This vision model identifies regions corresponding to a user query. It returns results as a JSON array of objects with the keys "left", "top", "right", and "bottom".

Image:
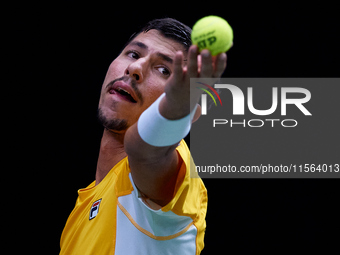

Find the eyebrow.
[
  {"left": 156, "top": 52, "right": 173, "bottom": 64},
  {"left": 128, "top": 40, "right": 174, "bottom": 64},
  {"left": 129, "top": 41, "right": 148, "bottom": 50}
]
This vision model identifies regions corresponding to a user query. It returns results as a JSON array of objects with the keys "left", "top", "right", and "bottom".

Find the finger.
[
  {"left": 187, "top": 45, "right": 198, "bottom": 77},
  {"left": 172, "top": 51, "right": 184, "bottom": 83},
  {"left": 200, "top": 49, "right": 213, "bottom": 77},
  {"left": 197, "top": 54, "right": 202, "bottom": 74},
  {"left": 213, "top": 53, "right": 227, "bottom": 78}
]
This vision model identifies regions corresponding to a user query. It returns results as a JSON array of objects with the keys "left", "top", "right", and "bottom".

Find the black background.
[{"left": 13, "top": 2, "right": 339, "bottom": 254}]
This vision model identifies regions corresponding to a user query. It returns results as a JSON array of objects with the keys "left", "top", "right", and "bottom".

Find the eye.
[
  {"left": 126, "top": 50, "right": 140, "bottom": 59},
  {"left": 157, "top": 66, "right": 171, "bottom": 77}
]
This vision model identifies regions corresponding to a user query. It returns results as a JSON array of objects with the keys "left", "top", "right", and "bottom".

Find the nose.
[{"left": 125, "top": 58, "right": 145, "bottom": 83}]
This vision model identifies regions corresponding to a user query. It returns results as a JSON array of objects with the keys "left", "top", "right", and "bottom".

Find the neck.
[{"left": 95, "top": 129, "right": 127, "bottom": 185}]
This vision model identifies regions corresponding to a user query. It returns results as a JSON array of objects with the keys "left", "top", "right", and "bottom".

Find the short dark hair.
[{"left": 125, "top": 18, "right": 192, "bottom": 52}]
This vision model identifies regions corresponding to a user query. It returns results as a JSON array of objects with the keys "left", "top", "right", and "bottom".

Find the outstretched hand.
[{"left": 159, "top": 45, "right": 227, "bottom": 120}]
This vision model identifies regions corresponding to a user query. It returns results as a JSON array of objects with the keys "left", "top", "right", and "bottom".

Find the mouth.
[{"left": 108, "top": 81, "right": 137, "bottom": 103}]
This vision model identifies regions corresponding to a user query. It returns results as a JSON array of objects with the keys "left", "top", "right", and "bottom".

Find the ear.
[{"left": 191, "top": 104, "right": 201, "bottom": 124}]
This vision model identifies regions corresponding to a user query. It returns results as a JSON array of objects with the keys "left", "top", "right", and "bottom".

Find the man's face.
[{"left": 98, "top": 29, "right": 186, "bottom": 132}]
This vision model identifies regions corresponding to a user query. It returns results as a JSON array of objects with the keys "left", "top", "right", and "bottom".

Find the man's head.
[
  {"left": 97, "top": 18, "right": 192, "bottom": 132},
  {"left": 125, "top": 18, "right": 192, "bottom": 53}
]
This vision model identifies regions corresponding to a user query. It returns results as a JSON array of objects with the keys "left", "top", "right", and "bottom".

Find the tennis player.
[{"left": 60, "top": 18, "right": 227, "bottom": 254}]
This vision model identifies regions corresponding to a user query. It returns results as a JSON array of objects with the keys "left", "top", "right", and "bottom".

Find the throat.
[{"left": 95, "top": 129, "right": 127, "bottom": 185}]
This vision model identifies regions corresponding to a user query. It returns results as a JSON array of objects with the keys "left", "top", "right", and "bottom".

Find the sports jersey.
[{"left": 60, "top": 140, "right": 207, "bottom": 254}]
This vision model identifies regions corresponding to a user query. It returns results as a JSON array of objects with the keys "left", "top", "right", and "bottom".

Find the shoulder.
[
  {"left": 163, "top": 140, "right": 207, "bottom": 219},
  {"left": 114, "top": 140, "right": 207, "bottom": 219}
]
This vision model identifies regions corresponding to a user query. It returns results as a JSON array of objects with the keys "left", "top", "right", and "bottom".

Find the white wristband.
[{"left": 137, "top": 93, "right": 197, "bottom": 147}]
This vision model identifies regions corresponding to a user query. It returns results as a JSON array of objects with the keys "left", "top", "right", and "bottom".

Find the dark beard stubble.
[{"left": 97, "top": 107, "right": 129, "bottom": 131}]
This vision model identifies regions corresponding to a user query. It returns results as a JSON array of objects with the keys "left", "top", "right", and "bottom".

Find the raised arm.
[{"left": 124, "top": 45, "right": 227, "bottom": 206}]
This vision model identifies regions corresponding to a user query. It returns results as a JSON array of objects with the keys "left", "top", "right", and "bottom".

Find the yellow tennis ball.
[{"left": 191, "top": 15, "right": 233, "bottom": 56}]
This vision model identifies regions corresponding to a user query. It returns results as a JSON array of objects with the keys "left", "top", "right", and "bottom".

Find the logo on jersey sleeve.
[{"left": 89, "top": 199, "right": 102, "bottom": 220}]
